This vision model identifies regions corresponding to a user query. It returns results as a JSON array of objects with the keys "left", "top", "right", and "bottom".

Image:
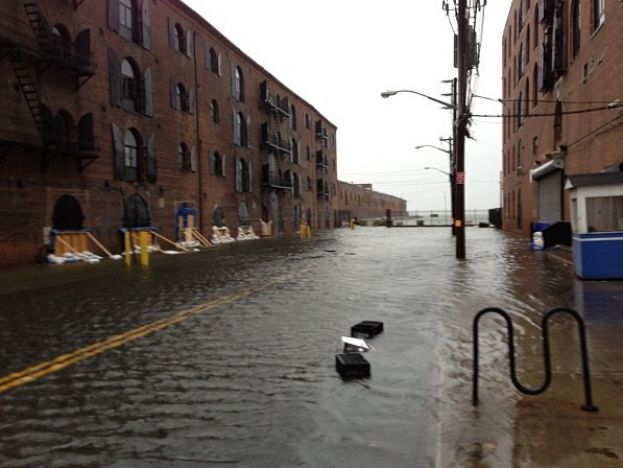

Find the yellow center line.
[{"left": 0, "top": 272, "right": 296, "bottom": 394}]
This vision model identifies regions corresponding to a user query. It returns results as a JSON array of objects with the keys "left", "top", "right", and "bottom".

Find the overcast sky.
[{"left": 182, "top": 0, "right": 512, "bottom": 211}]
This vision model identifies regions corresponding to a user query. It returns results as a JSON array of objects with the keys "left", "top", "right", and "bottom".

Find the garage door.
[{"left": 537, "top": 171, "right": 562, "bottom": 222}]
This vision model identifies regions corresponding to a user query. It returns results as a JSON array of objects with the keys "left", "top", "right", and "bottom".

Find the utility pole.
[
  {"left": 455, "top": 0, "right": 467, "bottom": 259},
  {"left": 441, "top": 78, "right": 457, "bottom": 236}
]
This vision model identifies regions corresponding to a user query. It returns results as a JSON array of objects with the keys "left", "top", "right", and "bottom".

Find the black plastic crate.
[
  {"left": 350, "top": 321, "right": 384, "bottom": 339},
  {"left": 335, "top": 353, "right": 370, "bottom": 378}
]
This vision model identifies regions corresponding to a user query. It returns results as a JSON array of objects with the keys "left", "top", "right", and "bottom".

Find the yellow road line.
[{"left": 0, "top": 272, "right": 295, "bottom": 394}]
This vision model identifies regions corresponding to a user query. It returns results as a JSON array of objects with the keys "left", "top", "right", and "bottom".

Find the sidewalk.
[{"left": 433, "top": 258, "right": 623, "bottom": 466}]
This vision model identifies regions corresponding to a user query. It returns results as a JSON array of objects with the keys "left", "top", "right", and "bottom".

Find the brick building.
[
  {"left": 0, "top": 0, "right": 339, "bottom": 267},
  {"left": 502, "top": 0, "right": 623, "bottom": 236},
  {"left": 336, "top": 182, "right": 407, "bottom": 226}
]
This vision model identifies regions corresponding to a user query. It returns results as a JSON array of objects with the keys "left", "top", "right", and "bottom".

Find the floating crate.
[
  {"left": 351, "top": 321, "right": 384, "bottom": 339},
  {"left": 335, "top": 353, "right": 370, "bottom": 378}
]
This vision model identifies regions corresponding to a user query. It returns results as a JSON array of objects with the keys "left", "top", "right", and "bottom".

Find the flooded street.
[{"left": 1, "top": 228, "right": 622, "bottom": 467}]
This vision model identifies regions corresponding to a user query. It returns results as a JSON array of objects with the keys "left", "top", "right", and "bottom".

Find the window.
[
  {"left": 210, "top": 99, "right": 220, "bottom": 124},
  {"left": 518, "top": 91, "right": 524, "bottom": 126},
  {"left": 586, "top": 196, "right": 623, "bottom": 232},
  {"left": 235, "top": 158, "right": 250, "bottom": 192},
  {"left": 121, "top": 59, "right": 139, "bottom": 112},
  {"left": 178, "top": 143, "right": 189, "bottom": 171},
  {"left": 119, "top": 0, "right": 134, "bottom": 39},
  {"left": 124, "top": 129, "right": 139, "bottom": 181},
  {"left": 289, "top": 105, "right": 296, "bottom": 130},
  {"left": 572, "top": 0, "right": 581, "bottom": 58},
  {"left": 532, "top": 64, "right": 538, "bottom": 107},
  {"left": 553, "top": 100, "right": 563, "bottom": 144},
  {"left": 209, "top": 47, "right": 220, "bottom": 74},
  {"left": 306, "top": 145, "right": 311, "bottom": 161},
  {"left": 593, "top": 0, "right": 605, "bottom": 30},
  {"left": 291, "top": 139, "right": 299, "bottom": 164},
  {"left": 213, "top": 151, "right": 224, "bottom": 176},
  {"left": 304, "top": 114, "right": 310, "bottom": 129},
  {"left": 174, "top": 23, "right": 186, "bottom": 54},
  {"left": 176, "top": 83, "right": 188, "bottom": 112},
  {"left": 293, "top": 173, "right": 300, "bottom": 197},
  {"left": 532, "top": 136, "right": 538, "bottom": 155},
  {"left": 307, "top": 176, "right": 312, "bottom": 191},
  {"left": 233, "top": 66, "right": 245, "bottom": 101},
  {"left": 51, "top": 24, "right": 71, "bottom": 60},
  {"left": 53, "top": 111, "right": 71, "bottom": 148}
]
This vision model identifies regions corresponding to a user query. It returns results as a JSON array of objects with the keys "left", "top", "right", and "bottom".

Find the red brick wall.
[{"left": 336, "top": 181, "right": 407, "bottom": 225}]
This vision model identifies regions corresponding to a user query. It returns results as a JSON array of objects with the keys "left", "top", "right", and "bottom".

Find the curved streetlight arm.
[
  {"left": 425, "top": 166, "right": 452, "bottom": 177},
  {"left": 415, "top": 144, "right": 452, "bottom": 156},
  {"left": 381, "top": 89, "right": 456, "bottom": 109}
]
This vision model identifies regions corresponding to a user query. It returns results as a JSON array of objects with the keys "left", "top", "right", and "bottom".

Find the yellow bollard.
[
  {"left": 139, "top": 231, "right": 150, "bottom": 267},
  {"left": 350, "top": 219, "right": 356, "bottom": 230},
  {"left": 299, "top": 224, "right": 305, "bottom": 240},
  {"left": 124, "top": 231, "right": 132, "bottom": 266},
  {"left": 306, "top": 224, "right": 312, "bottom": 238}
]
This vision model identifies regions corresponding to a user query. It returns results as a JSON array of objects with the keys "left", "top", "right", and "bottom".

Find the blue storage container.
[{"left": 573, "top": 233, "right": 623, "bottom": 280}]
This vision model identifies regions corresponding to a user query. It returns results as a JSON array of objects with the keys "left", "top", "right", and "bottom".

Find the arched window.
[
  {"left": 209, "top": 47, "right": 219, "bottom": 74},
  {"left": 54, "top": 111, "right": 72, "bottom": 148},
  {"left": 51, "top": 24, "right": 71, "bottom": 60},
  {"left": 290, "top": 105, "right": 296, "bottom": 130},
  {"left": 123, "top": 129, "right": 140, "bottom": 182},
  {"left": 533, "top": 8, "right": 539, "bottom": 47},
  {"left": 293, "top": 173, "right": 300, "bottom": 197},
  {"left": 213, "top": 151, "right": 224, "bottom": 176},
  {"left": 236, "top": 158, "right": 250, "bottom": 192},
  {"left": 174, "top": 23, "right": 186, "bottom": 54},
  {"left": 234, "top": 66, "right": 245, "bottom": 101},
  {"left": 240, "top": 112, "right": 248, "bottom": 146},
  {"left": 553, "top": 101, "right": 563, "bottom": 145},
  {"left": 121, "top": 58, "right": 139, "bottom": 112},
  {"left": 291, "top": 138, "right": 299, "bottom": 164},
  {"left": 524, "top": 79, "right": 529, "bottom": 120},
  {"left": 176, "top": 83, "right": 188, "bottom": 112},
  {"left": 210, "top": 99, "right": 220, "bottom": 124},
  {"left": 125, "top": 193, "right": 150, "bottom": 228},
  {"left": 532, "top": 64, "right": 538, "bottom": 107},
  {"left": 178, "top": 143, "right": 189, "bottom": 171},
  {"left": 234, "top": 112, "right": 241, "bottom": 145},
  {"left": 526, "top": 26, "right": 530, "bottom": 63},
  {"left": 572, "top": 0, "right": 581, "bottom": 58}
]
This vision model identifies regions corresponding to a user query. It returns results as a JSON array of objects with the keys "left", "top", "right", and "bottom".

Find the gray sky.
[{"left": 182, "top": 0, "right": 511, "bottom": 211}]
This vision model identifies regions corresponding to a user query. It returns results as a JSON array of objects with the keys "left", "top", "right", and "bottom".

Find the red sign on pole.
[{"left": 456, "top": 171, "right": 465, "bottom": 184}]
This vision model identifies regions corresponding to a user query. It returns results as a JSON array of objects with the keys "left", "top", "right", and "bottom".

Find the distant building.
[
  {"left": 502, "top": 0, "right": 623, "bottom": 236},
  {"left": 0, "top": 0, "right": 339, "bottom": 266},
  {"left": 336, "top": 181, "right": 407, "bottom": 226}
]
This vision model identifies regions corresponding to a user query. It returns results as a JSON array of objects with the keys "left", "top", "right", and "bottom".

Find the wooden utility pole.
[{"left": 455, "top": 0, "right": 467, "bottom": 259}]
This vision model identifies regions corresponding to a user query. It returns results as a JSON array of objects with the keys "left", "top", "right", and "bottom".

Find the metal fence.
[{"left": 393, "top": 210, "right": 491, "bottom": 227}]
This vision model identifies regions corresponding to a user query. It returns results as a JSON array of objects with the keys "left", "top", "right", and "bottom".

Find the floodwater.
[{"left": 0, "top": 227, "right": 620, "bottom": 467}]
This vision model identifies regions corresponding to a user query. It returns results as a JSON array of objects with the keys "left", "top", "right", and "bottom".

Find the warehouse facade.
[
  {"left": 0, "top": 0, "right": 341, "bottom": 266},
  {"left": 502, "top": 0, "right": 623, "bottom": 236}
]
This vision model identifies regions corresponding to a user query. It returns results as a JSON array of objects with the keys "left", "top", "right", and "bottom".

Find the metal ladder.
[
  {"left": 472, "top": 306, "right": 599, "bottom": 412},
  {"left": 8, "top": 51, "right": 44, "bottom": 133}
]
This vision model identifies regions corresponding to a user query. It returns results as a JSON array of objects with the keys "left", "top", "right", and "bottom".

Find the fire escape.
[
  {"left": 259, "top": 80, "right": 293, "bottom": 193},
  {"left": 0, "top": 1, "right": 97, "bottom": 169},
  {"left": 315, "top": 120, "right": 330, "bottom": 201}
]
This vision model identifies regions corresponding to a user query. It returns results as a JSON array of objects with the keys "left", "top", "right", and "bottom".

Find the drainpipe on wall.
[{"left": 192, "top": 28, "right": 204, "bottom": 234}]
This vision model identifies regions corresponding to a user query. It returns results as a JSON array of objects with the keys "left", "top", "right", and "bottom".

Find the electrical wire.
[{"left": 471, "top": 103, "right": 623, "bottom": 118}]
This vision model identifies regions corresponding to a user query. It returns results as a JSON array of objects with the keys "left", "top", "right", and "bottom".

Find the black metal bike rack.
[{"left": 472, "top": 306, "right": 599, "bottom": 412}]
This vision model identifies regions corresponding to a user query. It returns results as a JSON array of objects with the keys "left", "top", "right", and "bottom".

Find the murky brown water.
[{"left": 0, "top": 227, "right": 620, "bottom": 467}]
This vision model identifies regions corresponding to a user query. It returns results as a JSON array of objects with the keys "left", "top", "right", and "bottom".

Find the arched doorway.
[
  {"left": 239, "top": 202, "right": 250, "bottom": 226},
  {"left": 52, "top": 195, "right": 84, "bottom": 230},
  {"left": 124, "top": 194, "right": 150, "bottom": 228},
  {"left": 212, "top": 204, "right": 225, "bottom": 227}
]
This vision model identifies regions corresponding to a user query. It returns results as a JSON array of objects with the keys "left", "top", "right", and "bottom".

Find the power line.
[{"left": 471, "top": 103, "right": 623, "bottom": 118}]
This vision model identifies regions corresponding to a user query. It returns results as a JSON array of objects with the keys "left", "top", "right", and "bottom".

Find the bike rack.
[{"left": 472, "top": 306, "right": 599, "bottom": 412}]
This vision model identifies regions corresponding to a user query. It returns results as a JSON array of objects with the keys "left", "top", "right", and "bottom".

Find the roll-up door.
[{"left": 537, "top": 171, "right": 562, "bottom": 222}]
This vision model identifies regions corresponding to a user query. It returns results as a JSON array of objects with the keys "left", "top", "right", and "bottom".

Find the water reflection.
[{"left": 1, "top": 228, "right": 619, "bottom": 467}]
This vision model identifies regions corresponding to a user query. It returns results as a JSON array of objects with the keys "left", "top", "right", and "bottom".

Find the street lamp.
[
  {"left": 416, "top": 143, "right": 456, "bottom": 235},
  {"left": 424, "top": 166, "right": 451, "bottom": 177},
  {"left": 415, "top": 144, "right": 451, "bottom": 155},
  {"left": 380, "top": 89, "right": 456, "bottom": 110}
]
